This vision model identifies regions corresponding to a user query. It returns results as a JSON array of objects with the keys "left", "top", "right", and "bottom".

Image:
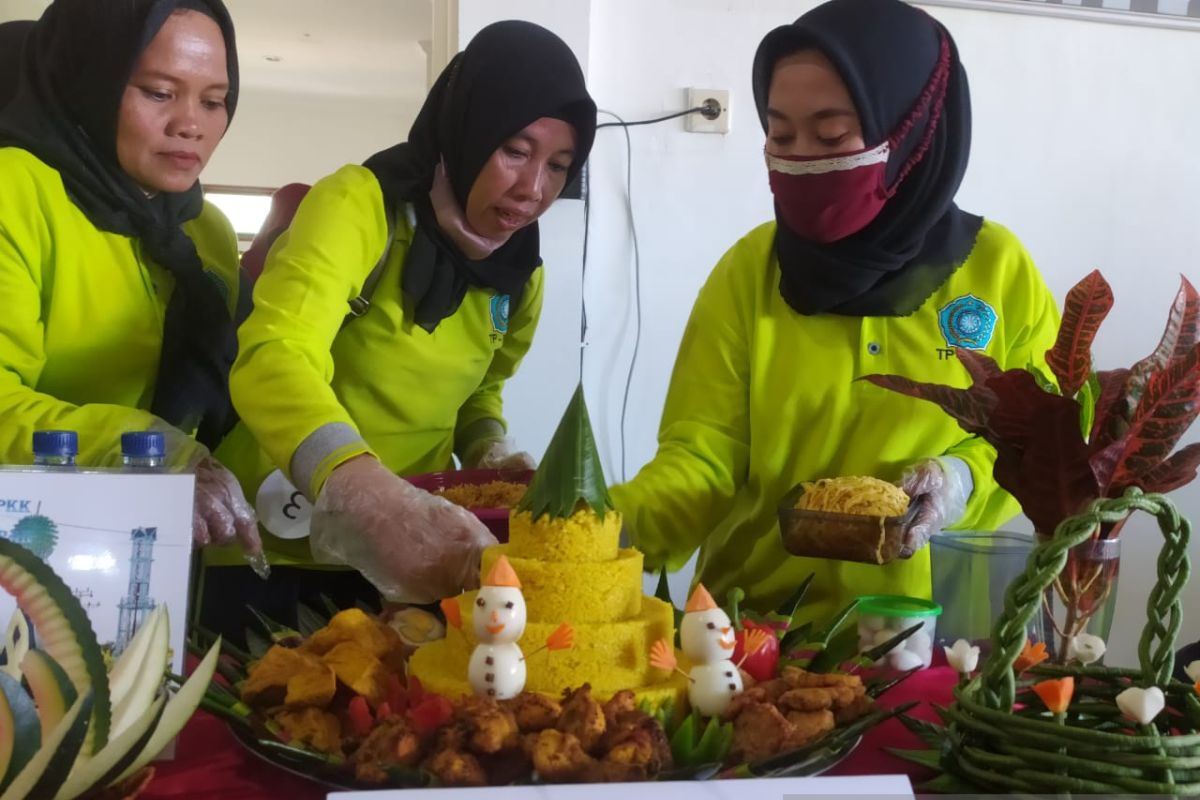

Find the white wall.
[
  {"left": 204, "top": 87, "right": 420, "bottom": 188},
  {"left": 485, "top": 0, "right": 1199, "bottom": 665},
  {"left": 924, "top": 4, "right": 1200, "bottom": 666}
]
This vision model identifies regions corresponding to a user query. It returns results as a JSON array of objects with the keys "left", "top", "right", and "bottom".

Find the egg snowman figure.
[
  {"left": 465, "top": 555, "right": 528, "bottom": 700},
  {"left": 649, "top": 584, "right": 769, "bottom": 717}
]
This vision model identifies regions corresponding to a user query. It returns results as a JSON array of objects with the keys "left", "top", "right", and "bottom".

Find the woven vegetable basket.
[{"left": 894, "top": 488, "right": 1200, "bottom": 796}]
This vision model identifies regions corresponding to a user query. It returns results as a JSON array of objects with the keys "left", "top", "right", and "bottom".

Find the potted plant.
[{"left": 864, "top": 271, "right": 1200, "bottom": 661}]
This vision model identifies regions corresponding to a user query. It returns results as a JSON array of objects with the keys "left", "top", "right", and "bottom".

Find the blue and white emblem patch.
[
  {"left": 938, "top": 294, "right": 996, "bottom": 350},
  {"left": 490, "top": 294, "right": 510, "bottom": 335}
]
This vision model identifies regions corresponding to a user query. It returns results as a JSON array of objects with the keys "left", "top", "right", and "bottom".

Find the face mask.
[
  {"left": 766, "top": 31, "right": 953, "bottom": 244},
  {"left": 766, "top": 142, "right": 890, "bottom": 243}
]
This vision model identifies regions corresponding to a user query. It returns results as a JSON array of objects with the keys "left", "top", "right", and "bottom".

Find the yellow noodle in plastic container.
[
  {"left": 793, "top": 476, "right": 910, "bottom": 516},
  {"left": 779, "top": 476, "right": 918, "bottom": 565}
]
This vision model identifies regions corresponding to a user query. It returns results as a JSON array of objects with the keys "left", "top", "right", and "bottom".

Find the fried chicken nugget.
[
  {"left": 722, "top": 685, "right": 771, "bottom": 721},
  {"left": 781, "top": 666, "right": 863, "bottom": 690},
  {"left": 425, "top": 748, "right": 488, "bottom": 787},
  {"left": 777, "top": 687, "right": 835, "bottom": 712},
  {"left": 532, "top": 729, "right": 597, "bottom": 783},
  {"left": 834, "top": 694, "right": 874, "bottom": 725},
  {"left": 754, "top": 678, "right": 793, "bottom": 704},
  {"left": 502, "top": 692, "right": 562, "bottom": 733},
  {"left": 778, "top": 684, "right": 860, "bottom": 712},
  {"left": 784, "top": 709, "right": 835, "bottom": 748},
  {"left": 730, "top": 702, "right": 794, "bottom": 764},
  {"left": 557, "top": 684, "right": 606, "bottom": 754}
]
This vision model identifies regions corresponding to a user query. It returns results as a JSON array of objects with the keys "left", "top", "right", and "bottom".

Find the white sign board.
[
  {"left": 329, "top": 774, "right": 915, "bottom": 799},
  {"left": 0, "top": 469, "right": 195, "bottom": 687}
]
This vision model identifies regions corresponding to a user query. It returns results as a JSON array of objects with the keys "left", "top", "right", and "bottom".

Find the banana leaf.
[
  {"left": 247, "top": 606, "right": 304, "bottom": 647},
  {"left": 516, "top": 384, "right": 614, "bottom": 520},
  {"left": 670, "top": 709, "right": 734, "bottom": 767},
  {"left": 866, "top": 666, "right": 920, "bottom": 699},
  {"left": 296, "top": 603, "right": 328, "bottom": 638},
  {"left": 244, "top": 626, "right": 271, "bottom": 660}
]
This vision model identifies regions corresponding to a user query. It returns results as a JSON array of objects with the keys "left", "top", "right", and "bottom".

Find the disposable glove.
[
  {"left": 898, "top": 455, "right": 972, "bottom": 558},
  {"left": 310, "top": 455, "right": 498, "bottom": 603},
  {"left": 463, "top": 436, "right": 537, "bottom": 472}
]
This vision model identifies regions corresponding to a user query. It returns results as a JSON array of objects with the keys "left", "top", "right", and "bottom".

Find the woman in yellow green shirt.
[
  {"left": 612, "top": 0, "right": 1060, "bottom": 623},
  {"left": 0, "top": 0, "right": 261, "bottom": 559},
  {"left": 217, "top": 21, "right": 596, "bottom": 613}
]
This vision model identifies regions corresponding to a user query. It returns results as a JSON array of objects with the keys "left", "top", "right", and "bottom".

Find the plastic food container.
[
  {"left": 405, "top": 468, "right": 534, "bottom": 542},
  {"left": 778, "top": 483, "right": 922, "bottom": 565},
  {"left": 930, "top": 530, "right": 1041, "bottom": 652},
  {"left": 856, "top": 594, "right": 943, "bottom": 670}
]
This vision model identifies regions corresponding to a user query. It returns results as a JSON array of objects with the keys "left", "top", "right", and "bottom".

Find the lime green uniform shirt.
[
  {"left": 611, "top": 219, "right": 1059, "bottom": 622},
  {"left": 0, "top": 147, "right": 241, "bottom": 466},
  {"left": 218, "top": 164, "right": 543, "bottom": 565}
]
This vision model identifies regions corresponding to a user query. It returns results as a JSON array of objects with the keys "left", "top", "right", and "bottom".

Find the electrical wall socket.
[{"left": 685, "top": 88, "right": 730, "bottom": 134}]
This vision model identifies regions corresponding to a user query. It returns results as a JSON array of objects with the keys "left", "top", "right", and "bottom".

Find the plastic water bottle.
[
  {"left": 32, "top": 430, "right": 78, "bottom": 468},
  {"left": 121, "top": 431, "right": 166, "bottom": 472}
]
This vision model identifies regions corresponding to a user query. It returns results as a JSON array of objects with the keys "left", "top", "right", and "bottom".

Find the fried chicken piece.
[
  {"left": 502, "top": 692, "right": 562, "bottom": 733},
  {"left": 425, "top": 748, "right": 488, "bottom": 787},
  {"left": 435, "top": 721, "right": 469, "bottom": 752},
  {"left": 730, "top": 702, "right": 795, "bottom": 764},
  {"left": 583, "top": 759, "right": 650, "bottom": 783},
  {"left": 458, "top": 697, "right": 521, "bottom": 754},
  {"left": 352, "top": 717, "right": 421, "bottom": 784},
  {"left": 784, "top": 709, "right": 835, "bottom": 748},
  {"left": 603, "top": 725, "right": 660, "bottom": 780},
  {"left": 602, "top": 690, "right": 637, "bottom": 729},
  {"left": 531, "top": 728, "right": 598, "bottom": 783},
  {"left": 556, "top": 684, "right": 606, "bottom": 754},
  {"left": 394, "top": 728, "right": 423, "bottom": 766},
  {"left": 520, "top": 731, "right": 542, "bottom": 759},
  {"left": 834, "top": 693, "right": 874, "bottom": 725},
  {"left": 598, "top": 707, "right": 672, "bottom": 773},
  {"left": 478, "top": 748, "right": 534, "bottom": 786},
  {"left": 739, "top": 668, "right": 758, "bottom": 690}
]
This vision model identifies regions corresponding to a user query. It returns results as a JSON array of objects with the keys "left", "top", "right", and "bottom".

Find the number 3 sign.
[{"left": 255, "top": 469, "right": 313, "bottom": 540}]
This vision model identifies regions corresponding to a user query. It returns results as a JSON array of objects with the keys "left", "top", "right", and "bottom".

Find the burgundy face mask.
[
  {"left": 765, "top": 32, "right": 951, "bottom": 244},
  {"left": 766, "top": 142, "right": 890, "bottom": 243}
]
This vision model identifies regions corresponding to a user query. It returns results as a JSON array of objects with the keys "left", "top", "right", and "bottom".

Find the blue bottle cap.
[
  {"left": 32, "top": 430, "right": 78, "bottom": 457},
  {"left": 121, "top": 431, "right": 166, "bottom": 459}
]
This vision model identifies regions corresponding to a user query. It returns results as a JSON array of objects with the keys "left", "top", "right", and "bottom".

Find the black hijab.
[
  {"left": 0, "top": 21, "right": 33, "bottom": 111},
  {"left": 753, "top": 0, "right": 982, "bottom": 317},
  {"left": 364, "top": 20, "right": 596, "bottom": 332},
  {"left": 0, "top": 0, "right": 241, "bottom": 448}
]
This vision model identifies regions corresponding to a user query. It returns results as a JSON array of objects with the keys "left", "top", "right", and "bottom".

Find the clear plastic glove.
[
  {"left": 464, "top": 436, "right": 537, "bottom": 472},
  {"left": 898, "top": 456, "right": 973, "bottom": 558},
  {"left": 309, "top": 455, "right": 498, "bottom": 603},
  {"left": 154, "top": 423, "right": 268, "bottom": 577}
]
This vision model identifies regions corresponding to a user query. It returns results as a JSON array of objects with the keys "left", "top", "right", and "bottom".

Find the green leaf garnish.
[{"left": 516, "top": 384, "right": 614, "bottom": 520}]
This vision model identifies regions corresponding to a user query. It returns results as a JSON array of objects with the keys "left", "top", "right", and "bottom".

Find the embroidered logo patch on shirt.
[
  {"left": 490, "top": 294, "right": 510, "bottom": 335},
  {"left": 938, "top": 294, "right": 996, "bottom": 350}
]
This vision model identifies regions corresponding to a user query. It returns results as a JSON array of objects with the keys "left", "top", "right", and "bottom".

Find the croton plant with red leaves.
[{"left": 863, "top": 271, "right": 1200, "bottom": 537}]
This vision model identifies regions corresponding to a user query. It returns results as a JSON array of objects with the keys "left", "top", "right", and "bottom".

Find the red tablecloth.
[{"left": 143, "top": 665, "right": 958, "bottom": 799}]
